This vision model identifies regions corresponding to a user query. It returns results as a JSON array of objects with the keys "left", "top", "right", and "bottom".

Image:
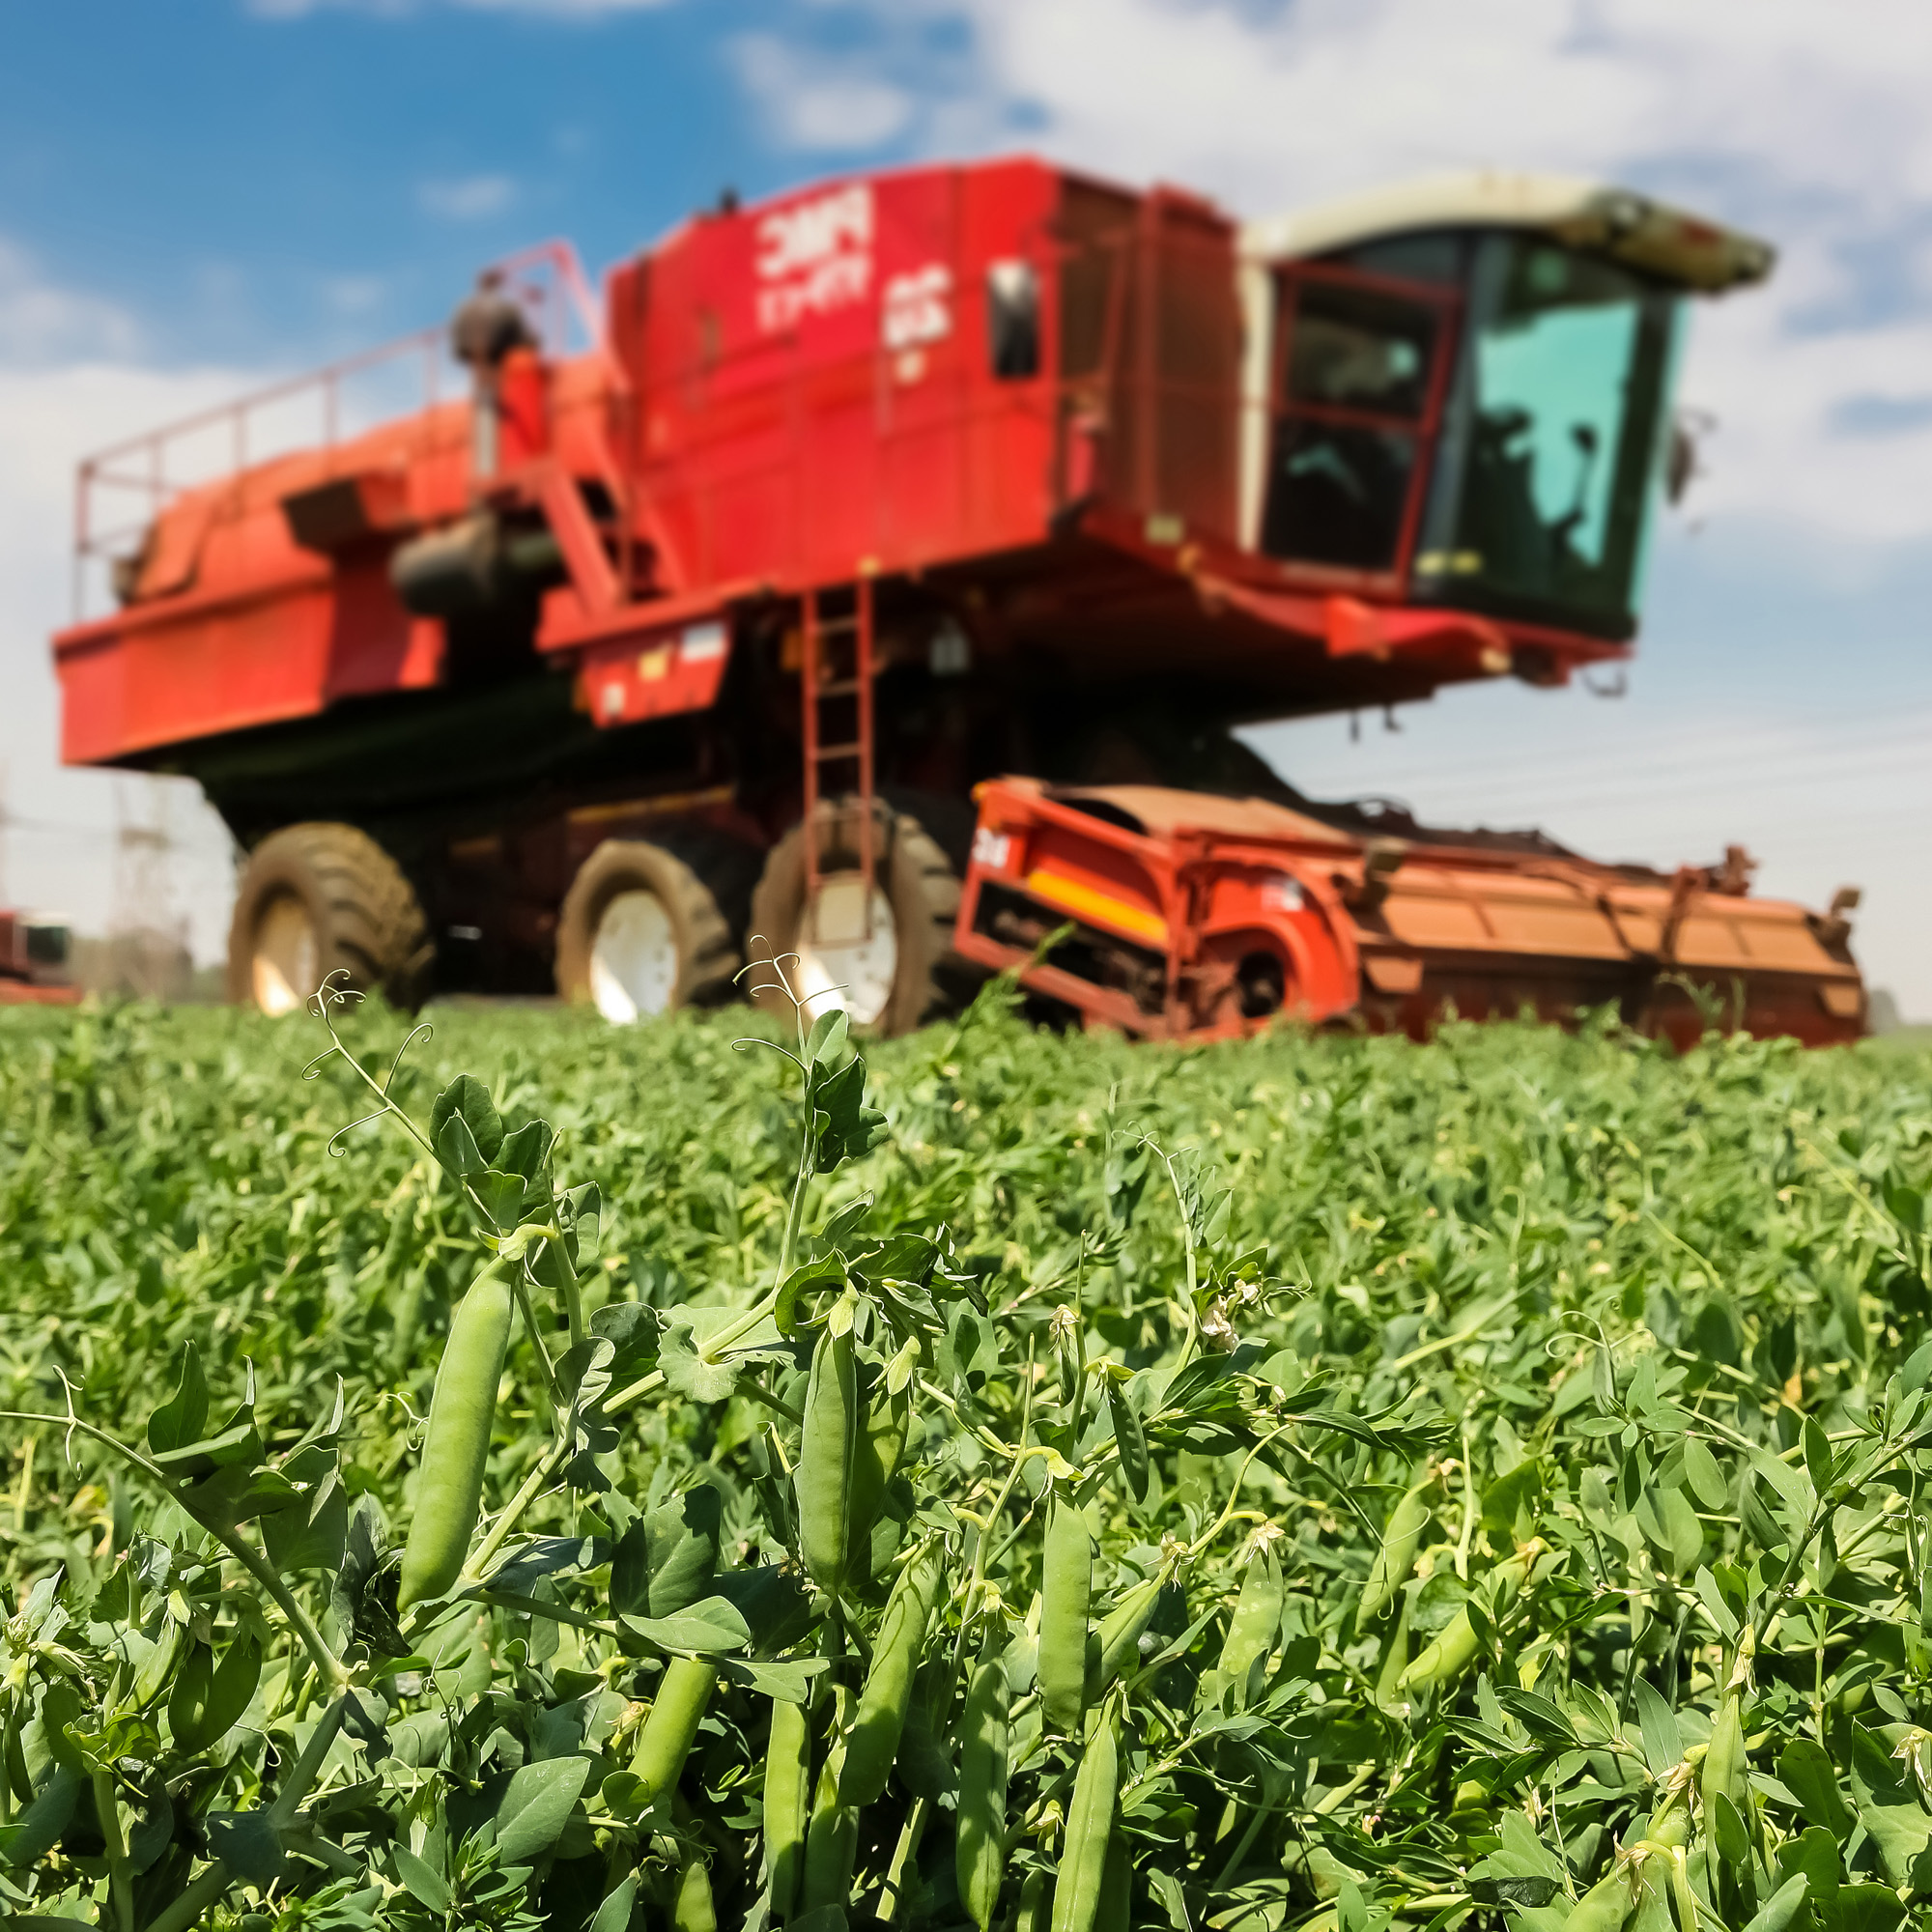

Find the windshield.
[
  {"left": 1417, "top": 236, "right": 1681, "bottom": 638},
  {"left": 1261, "top": 231, "right": 1683, "bottom": 641}
]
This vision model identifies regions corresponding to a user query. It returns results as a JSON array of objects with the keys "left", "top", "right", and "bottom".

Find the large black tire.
[
  {"left": 227, "top": 822, "right": 431, "bottom": 1014},
  {"left": 748, "top": 799, "right": 960, "bottom": 1037},
  {"left": 554, "top": 839, "right": 740, "bottom": 1021}
]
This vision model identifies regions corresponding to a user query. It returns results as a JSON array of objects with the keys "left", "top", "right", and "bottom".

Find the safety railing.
[{"left": 71, "top": 240, "right": 607, "bottom": 623}]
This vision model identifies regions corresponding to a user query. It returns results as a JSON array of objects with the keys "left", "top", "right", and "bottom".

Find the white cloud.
[
  {"left": 417, "top": 172, "right": 518, "bottom": 220},
  {"left": 324, "top": 272, "right": 388, "bottom": 317},
  {"left": 0, "top": 239, "right": 142, "bottom": 366},
  {"left": 729, "top": 33, "right": 916, "bottom": 151}
]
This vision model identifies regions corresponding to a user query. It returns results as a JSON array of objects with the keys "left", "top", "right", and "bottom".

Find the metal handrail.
[{"left": 71, "top": 239, "right": 609, "bottom": 622}]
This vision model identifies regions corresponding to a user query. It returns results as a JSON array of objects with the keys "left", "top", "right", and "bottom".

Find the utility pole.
[{"left": 111, "top": 775, "right": 185, "bottom": 997}]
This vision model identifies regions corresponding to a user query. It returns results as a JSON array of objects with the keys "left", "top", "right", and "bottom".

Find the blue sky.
[{"left": 4, "top": 0, "right": 1932, "bottom": 1010}]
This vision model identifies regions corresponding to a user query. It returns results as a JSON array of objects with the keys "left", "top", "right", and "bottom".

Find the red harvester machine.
[{"left": 52, "top": 158, "right": 1865, "bottom": 1043}]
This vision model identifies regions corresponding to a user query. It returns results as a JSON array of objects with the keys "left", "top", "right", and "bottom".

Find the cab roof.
[{"left": 1240, "top": 169, "right": 1775, "bottom": 294}]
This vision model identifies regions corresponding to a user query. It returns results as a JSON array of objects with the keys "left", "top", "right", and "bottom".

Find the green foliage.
[{"left": 4, "top": 984, "right": 1932, "bottom": 1932}]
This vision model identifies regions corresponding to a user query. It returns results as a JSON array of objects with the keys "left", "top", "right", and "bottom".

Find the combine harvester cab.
[
  {"left": 955, "top": 778, "right": 1865, "bottom": 1047},
  {"left": 47, "top": 158, "right": 1865, "bottom": 1040}
]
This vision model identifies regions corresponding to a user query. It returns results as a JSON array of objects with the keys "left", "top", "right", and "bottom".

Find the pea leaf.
[
  {"left": 1778, "top": 1737, "right": 1853, "bottom": 1839},
  {"left": 207, "top": 1809, "right": 287, "bottom": 1888},
  {"left": 1632, "top": 1679, "right": 1681, "bottom": 1776},
  {"left": 718, "top": 1655, "right": 830, "bottom": 1702},
  {"left": 492, "top": 1755, "right": 591, "bottom": 1863},
  {"left": 393, "top": 1844, "right": 451, "bottom": 1915},
  {"left": 588, "top": 1877, "right": 640, "bottom": 1932},
  {"left": 1848, "top": 1720, "right": 1932, "bottom": 1887},
  {"left": 1683, "top": 1437, "right": 1728, "bottom": 1511},
  {"left": 658, "top": 1318, "right": 741, "bottom": 1404},
  {"left": 474, "top": 1170, "right": 529, "bottom": 1233},
  {"left": 433, "top": 1074, "right": 503, "bottom": 1168},
  {"left": 146, "top": 1343, "right": 209, "bottom": 1456},
  {"left": 619, "top": 1596, "right": 753, "bottom": 1654},
  {"left": 611, "top": 1487, "right": 722, "bottom": 1619},
  {"left": 1739, "top": 1872, "right": 1811, "bottom": 1932}
]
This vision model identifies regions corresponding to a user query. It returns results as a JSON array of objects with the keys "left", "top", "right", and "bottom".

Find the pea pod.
[
  {"left": 1398, "top": 1606, "right": 1481, "bottom": 1696},
  {"left": 1563, "top": 1868, "right": 1634, "bottom": 1932},
  {"left": 1644, "top": 1791, "right": 1690, "bottom": 1851},
  {"left": 673, "top": 1858, "right": 717, "bottom": 1932},
  {"left": 1702, "top": 1689, "right": 1751, "bottom": 1833},
  {"left": 1398, "top": 1543, "right": 1538, "bottom": 1697},
  {"left": 1085, "top": 1570, "right": 1169, "bottom": 1706},
  {"left": 1357, "top": 1469, "right": 1435, "bottom": 1630},
  {"left": 168, "top": 1633, "right": 262, "bottom": 1753},
  {"left": 845, "top": 1375, "right": 912, "bottom": 1582},
  {"left": 1095, "top": 1833, "right": 1130, "bottom": 1932},
  {"left": 1015, "top": 1869, "right": 1051, "bottom": 1932},
  {"left": 1049, "top": 1700, "right": 1119, "bottom": 1932},
  {"left": 802, "top": 1683, "right": 858, "bottom": 1916},
  {"left": 167, "top": 1641, "right": 213, "bottom": 1751},
  {"left": 796, "top": 1314, "right": 859, "bottom": 1597},
  {"left": 2, "top": 1764, "right": 81, "bottom": 1869},
  {"left": 955, "top": 1640, "right": 1012, "bottom": 1932},
  {"left": 764, "top": 1693, "right": 812, "bottom": 1920},
  {"left": 1217, "top": 1545, "right": 1283, "bottom": 1694},
  {"left": 840, "top": 1542, "right": 943, "bottom": 1806},
  {"left": 631, "top": 1656, "right": 719, "bottom": 1804},
  {"left": 895, "top": 1655, "right": 955, "bottom": 1802},
  {"left": 397, "top": 1263, "right": 514, "bottom": 1611},
  {"left": 1039, "top": 1497, "right": 1093, "bottom": 1734}
]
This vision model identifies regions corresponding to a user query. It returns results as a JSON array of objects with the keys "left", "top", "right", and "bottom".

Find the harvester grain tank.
[{"left": 49, "top": 159, "right": 1864, "bottom": 1040}]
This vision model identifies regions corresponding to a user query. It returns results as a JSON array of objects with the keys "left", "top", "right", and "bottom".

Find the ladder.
[{"left": 800, "top": 576, "right": 876, "bottom": 941}]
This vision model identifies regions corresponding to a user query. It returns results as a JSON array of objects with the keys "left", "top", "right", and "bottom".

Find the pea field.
[{"left": 4, "top": 984, "right": 1932, "bottom": 1932}]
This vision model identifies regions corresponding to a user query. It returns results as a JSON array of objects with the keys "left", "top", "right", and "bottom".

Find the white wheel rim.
[
  {"left": 588, "top": 889, "right": 678, "bottom": 1023},
  {"left": 251, "top": 894, "right": 319, "bottom": 1017},
  {"left": 796, "top": 874, "right": 897, "bottom": 1028}
]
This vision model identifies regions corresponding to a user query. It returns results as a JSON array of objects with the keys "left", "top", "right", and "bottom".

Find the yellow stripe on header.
[{"left": 1024, "top": 869, "right": 1169, "bottom": 946}]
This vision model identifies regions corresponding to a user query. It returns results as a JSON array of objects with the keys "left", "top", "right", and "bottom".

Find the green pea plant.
[
  {"left": 7, "top": 980, "right": 1932, "bottom": 1932},
  {"left": 0, "top": 967, "right": 1438, "bottom": 1931}
]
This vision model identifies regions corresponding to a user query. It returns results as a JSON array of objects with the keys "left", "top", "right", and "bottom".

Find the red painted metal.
[{"left": 955, "top": 779, "right": 1867, "bottom": 1049}]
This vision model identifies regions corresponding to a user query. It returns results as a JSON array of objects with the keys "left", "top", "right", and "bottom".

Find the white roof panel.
[{"left": 1240, "top": 170, "right": 1774, "bottom": 294}]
